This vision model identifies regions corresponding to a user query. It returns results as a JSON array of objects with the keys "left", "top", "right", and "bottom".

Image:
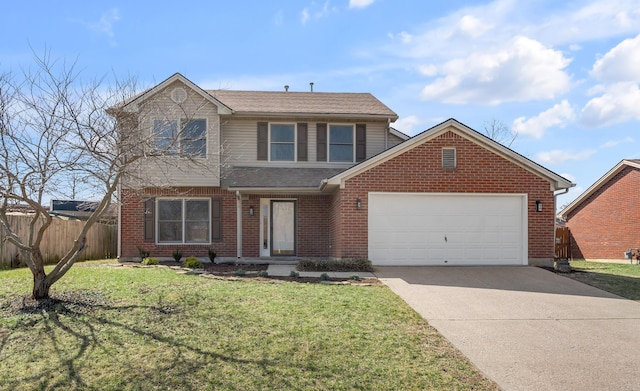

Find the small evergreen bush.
[
  {"left": 142, "top": 257, "right": 159, "bottom": 265},
  {"left": 289, "top": 270, "right": 300, "bottom": 278},
  {"left": 137, "top": 247, "right": 150, "bottom": 261},
  {"left": 257, "top": 270, "right": 269, "bottom": 277},
  {"left": 183, "top": 257, "right": 202, "bottom": 269},
  {"left": 234, "top": 269, "right": 246, "bottom": 277},
  {"left": 319, "top": 273, "right": 330, "bottom": 281}
]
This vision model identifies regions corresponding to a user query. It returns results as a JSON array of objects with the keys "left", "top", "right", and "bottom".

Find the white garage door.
[{"left": 368, "top": 193, "right": 527, "bottom": 266}]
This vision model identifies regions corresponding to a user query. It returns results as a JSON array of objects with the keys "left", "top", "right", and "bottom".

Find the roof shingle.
[{"left": 209, "top": 90, "right": 397, "bottom": 118}]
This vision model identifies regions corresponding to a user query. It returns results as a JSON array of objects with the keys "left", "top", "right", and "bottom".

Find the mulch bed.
[{"left": 116, "top": 261, "right": 380, "bottom": 285}]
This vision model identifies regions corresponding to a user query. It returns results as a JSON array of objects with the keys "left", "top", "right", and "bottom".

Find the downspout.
[
  {"left": 236, "top": 190, "right": 242, "bottom": 259},
  {"left": 117, "top": 182, "right": 122, "bottom": 260},
  {"left": 385, "top": 118, "right": 390, "bottom": 149}
]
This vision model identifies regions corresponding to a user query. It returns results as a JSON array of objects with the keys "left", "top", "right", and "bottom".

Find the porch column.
[{"left": 236, "top": 191, "right": 242, "bottom": 259}]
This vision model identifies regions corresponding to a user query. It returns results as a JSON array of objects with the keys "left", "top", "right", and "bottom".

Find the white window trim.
[
  {"left": 151, "top": 118, "right": 208, "bottom": 158},
  {"left": 328, "top": 123, "right": 355, "bottom": 163},
  {"left": 268, "top": 122, "right": 297, "bottom": 162},
  {"left": 156, "top": 197, "right": 212, "bottom": 245}
]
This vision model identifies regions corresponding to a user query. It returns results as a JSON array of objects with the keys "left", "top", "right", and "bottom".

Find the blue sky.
[{"left": 2, "top": 0, "right": 640, "bottom": 208}]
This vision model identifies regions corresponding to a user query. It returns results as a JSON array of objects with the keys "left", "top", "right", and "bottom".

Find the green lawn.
[
  {"left": 0, "top": 261, "right": 497, "bottom": 390},
  {"left": 567, "top": 260, "right": 640, "bottom": 301}
]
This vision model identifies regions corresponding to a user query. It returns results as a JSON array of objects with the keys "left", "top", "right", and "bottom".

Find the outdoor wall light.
[
  {"left": 249, "top": 206, "right": 254, "bottom": 216},
  {"left": 535, "top": 200, "right": 542, "bottom": 212},
  {"left": 356, "top": 198, "right": 362, "bottom": 210}
]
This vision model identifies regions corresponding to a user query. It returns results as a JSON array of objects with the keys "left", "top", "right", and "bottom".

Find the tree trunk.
[{"left": 32, "top": 267, "right": 51, "bottom": 300}]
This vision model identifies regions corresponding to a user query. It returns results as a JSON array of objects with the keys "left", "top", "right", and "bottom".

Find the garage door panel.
[{"left": 368, "top": 193, "right": 526, "bottom": 266}]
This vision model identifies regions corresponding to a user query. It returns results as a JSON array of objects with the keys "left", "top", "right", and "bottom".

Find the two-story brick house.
[{"left": 116, "top": 73, "right": 573, "bottom": 266}]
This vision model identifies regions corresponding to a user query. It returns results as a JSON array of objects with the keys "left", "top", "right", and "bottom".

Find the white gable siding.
[{"left": 124, "top": 80, "right": 222, "bottom": 188}]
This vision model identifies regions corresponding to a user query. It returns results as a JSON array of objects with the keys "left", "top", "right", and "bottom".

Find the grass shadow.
[{"left": 0, "top": 290, "right": 275, "bottom": 390}]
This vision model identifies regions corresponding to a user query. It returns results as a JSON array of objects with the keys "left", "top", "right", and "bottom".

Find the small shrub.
[
  {"left": 320, "top": 273, "right": 330, "bottom": 281},
  {"left": 142, "top": 257, "right": 159, "bottom": 265},
  {"left": 234, "top": 269, "right": 246, "bottom": 277},
  {"left": 289, "top": 270, "right": 300, "bottom": 278},
  {"left": 297, "top": 258, "right": 373, "bottom": 272},
  {"left": 257, "top": 270, "right": 269, "bottom": 277},
  {"left": 172, "top": 248, "right": 182, "bottom": 262},
  {"left": 137, "top": 247, "right": 150, "bottom": 261},
  {"left": 208, "top": 248, "right": 217, "bottom": 263},
  {"left": 183, "top": 257, "right": 202, "bottom": 269},
  {"left": 349, "top": 275, "right": 362, "bottom": 281}
]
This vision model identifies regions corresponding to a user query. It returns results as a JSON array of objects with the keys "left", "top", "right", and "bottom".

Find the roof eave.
[
  {"left": 120, "top": 73, "right": 232, "bottom": 114},
  {"left": 328, "top": 118, "right": 575, "bottom": 190},
  {"left": 223, "top": 112, "right": 398, "bottom": 121},
  {"left": 225, "top": 186, "right": 325, "bottom": 194},
  {"left": 559, "top": 159, "right": 640, "bottom": 218}
]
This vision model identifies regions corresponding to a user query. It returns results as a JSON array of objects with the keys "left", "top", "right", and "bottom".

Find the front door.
[{"left": 271, "top": 200, "right": 296, "bottom": 256}]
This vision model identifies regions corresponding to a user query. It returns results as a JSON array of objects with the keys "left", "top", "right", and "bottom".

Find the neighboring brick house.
[
  {"left": 115, "top": 73, "right": 573, "bottom": 266},
  {"left": 559, "top": 160, "right": 640, "bottom": 261}
]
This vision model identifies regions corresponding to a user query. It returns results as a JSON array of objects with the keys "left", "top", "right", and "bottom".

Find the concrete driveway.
[{"left": 375, "top": 266, "right": 640, "bottom": 391}]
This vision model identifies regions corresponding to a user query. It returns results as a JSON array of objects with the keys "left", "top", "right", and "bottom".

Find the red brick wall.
[
  {"left": 121, "top": 188, "right": 331, "bottom": 260},
  {"left": 330, "top": 130, "right": 556, "bottom": 262},
  {"left": 566, "top": 166, "right": 640, "bottom": 259},
  {"left": 120, "top": 187, "right": 237, "bottom": 259},
  {"left": 243, "top": 194, "right": 331, "bottom": 257}
]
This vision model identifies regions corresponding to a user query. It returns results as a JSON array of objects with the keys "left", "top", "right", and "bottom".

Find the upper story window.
[
  {"left": 329, "top": 124, "right": 354, "bottom": 162},
  {"left": 257, "top": 122, "right": 308, "bottom": 162},
  {"left": 153, "top": 119, "right": 206, "bottom": 157},
  {"left": 270, "top": 124, "right": 295, "bottom": 161}
]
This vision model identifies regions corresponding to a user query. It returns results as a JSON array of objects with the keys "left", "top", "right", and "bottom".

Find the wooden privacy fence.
[
  {"left": 0, "top": 214, "right": 116, "bottom": 268},
  {"left": 555, "top": 227, "right": 571, "bottom": 260}
]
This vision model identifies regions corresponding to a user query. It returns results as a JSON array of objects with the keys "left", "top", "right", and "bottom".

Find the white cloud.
[
  {"left": 393, "top": 115, "right": 422, "bottom": 135},
  {"left": 600, "top": 136, "right": 635, "bottom": 148},
  {"left": 273, "top": 10, "right": 284, "bottom": 26},
  {"left": 591, "top": 33, "right": 640, "bottom": 83},
  {"left": 349, "top": 0, "right": 375, "bottom": 9},
  {"left": 456, "top": 15, "right": 492, "bottom": 38},
  {"left": 88, "top": 8, "right": 120, "bottom": 39},
  {"left": 420, "top": 36, "right": 572, "bottom": 105},
  {"left": 581, "top": 82, "right": 640, "bottom": 127},
  {"left": 536, "top": 149, "right": 596, "bottom": 164},
  {"left": 560, "top": 173, "right": 576, "bottom": 182},
  {"left": 512, "top": 100, "right": 575, "bottom": 139},
  {"left": 300, "top": 8, "right": 310, "bottom": 25},
  {"left": 418, "top": 64, "right": 438, "bottom": 77},
  {"left": 300, "top": 1, "right": 338, "bottom": 24}
]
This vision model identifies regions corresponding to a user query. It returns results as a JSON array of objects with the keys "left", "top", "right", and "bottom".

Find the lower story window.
[{"left": 157, "top": 198, "right": 210, "bottom": 243}]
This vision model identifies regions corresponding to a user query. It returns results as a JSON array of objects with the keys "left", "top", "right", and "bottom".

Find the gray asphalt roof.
[
  {"left": 221, "top": 166, "right": 346, "bottom": 188},
  {"left": 209, "top": 90, "right": 397, "bottom": 118}
]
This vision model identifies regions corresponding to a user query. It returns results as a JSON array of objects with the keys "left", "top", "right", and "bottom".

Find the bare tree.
[
  {"left": 0, "top": 54, "right": 218, "bottom": 300},
  {"left": 481, "top": 118, "right": 517, "bottom": 147}
]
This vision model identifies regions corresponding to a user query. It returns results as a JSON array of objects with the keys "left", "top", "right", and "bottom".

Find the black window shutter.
[
  {"left": 257, "top": 122, "right": 268, "bottom": 160},
  {"left": 297, "top": 123, "right": 308, "bottom": 161},
  {"left": 211, "top": 198, "right": 222, "bottom": 241},
  {"left": 316, "top": 123, "right": 327, "bottom": 161},
  {"left": 356, "top": 124, "right": 366, "bottom": 162},
  {"left": 143, "top": 198, "right": 155, "bottom": 242}
]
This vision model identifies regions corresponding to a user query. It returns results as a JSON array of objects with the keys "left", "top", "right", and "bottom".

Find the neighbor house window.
[
  {"left": 329, "top": 124, "right": 354, "bottom": 162},
  {"left": 270, "top": 124, "right": 295, "bottom": 161},
  {"left": 157, "top": 198, "right": 210, "bottom": 243},
  {"left": 442, "top": 148, "right": 456, "bottom": 169},
  {"left": 153, "top": 119, "right": 206, "bottom": 157}
]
